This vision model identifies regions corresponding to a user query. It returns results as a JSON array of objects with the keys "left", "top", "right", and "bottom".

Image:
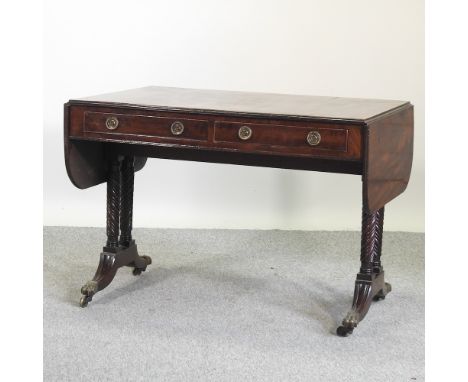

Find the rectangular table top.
[
  {"left": 65, "top": 86, "right": 413, "bottom": 212},
  {"left": 71, "top": 86, "right": 408, "bottom": 122}
]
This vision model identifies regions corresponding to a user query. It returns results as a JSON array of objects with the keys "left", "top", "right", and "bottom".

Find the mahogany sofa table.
[{"left": 64, "top": 86, "right": 413, "bottom": 337}]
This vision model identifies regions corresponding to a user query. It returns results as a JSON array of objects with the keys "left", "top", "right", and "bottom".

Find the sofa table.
[{"left": 64, "top": 86, "right": 413, "bottom": 336}]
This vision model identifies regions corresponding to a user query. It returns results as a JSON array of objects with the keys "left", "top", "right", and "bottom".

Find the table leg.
[
  {"left": 119, "top": 156, "right": 152, "bottom": 275},
  {"left": 336, "top": 206, "right": 392, "bottom": 336},
  {"left": 79, "top": 156, "right": 152, "bottom": 308},
  {"left": 119, "top": 156, "right": 134, "bottom": 248}
]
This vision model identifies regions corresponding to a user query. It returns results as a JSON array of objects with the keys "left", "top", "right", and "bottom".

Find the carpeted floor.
[{"left": 43, "top": 227, "right": 424, "bottom": 382}]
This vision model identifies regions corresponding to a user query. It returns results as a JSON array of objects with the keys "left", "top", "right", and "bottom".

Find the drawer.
[
  {"left": 84, "top": 112, "right": 209, "bottom": 142},
  {"left": 214, "top": 121, "right": 351, "bottom": 156}
]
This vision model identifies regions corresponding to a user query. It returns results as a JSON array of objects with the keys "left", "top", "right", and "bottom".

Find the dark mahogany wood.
[
  {"left": 84, "top": 111, "right": 210, "bottom": 142},
  {"left": 71, "top": 86, "right": 408, "bottom": 121},
  {"left": 213, "top": 120, "right": 359, "bottom": 159},
  {"left": 64, "top": 86, "right": 413, "bottom": 335},
  {"left": 105, "top": 159, "right": 120, "bottom": 250},
  {"left": 119, "top": 156, "right": 134, "bottom": 248},
  {"left": 64, "top": 105, "right": 147, "bottom": 190},
  {"left": 337, "top": 206, "right": 391, "bottom": 336},
  {"left": 364, "top": 105, "right": 414, "bottom": 212},
  {"left": 79, "top": 156, "right": 151, "bottom": 307},
  {"left": 67, "top": 104, "right": 363, "bottom": 163},
  {"left": 105, "top": 142, "right": 364, "bottom": 175}
]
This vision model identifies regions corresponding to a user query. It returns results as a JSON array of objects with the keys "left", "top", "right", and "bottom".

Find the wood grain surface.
[
  {"left": 364, "top": 105, "right": 414, "bottom": 212},
  {"left": 71, "top": 86, "right": 408, "bottom": 122},
  {"left": 64, "top": 87, "right": 413, "bottom": 211}
]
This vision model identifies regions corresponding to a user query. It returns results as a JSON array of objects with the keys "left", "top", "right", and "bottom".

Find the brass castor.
[
  {"left": 132, "top": 255, "right": 152, "bottom": 276},
  {"left": 79, "top": 280, "right": 97, "bottom": 307},
  {"left": 142, "top": 255, "right": 152, "bottom": 265},
  {"left": 336, "top": 326, "right": 354, "bottom": 337},
  {"left": 373, "top": 282, "right": 392, "bottom": 301},
  {"left": 79, "top": 295, "right": 91, "bottom": 308}
]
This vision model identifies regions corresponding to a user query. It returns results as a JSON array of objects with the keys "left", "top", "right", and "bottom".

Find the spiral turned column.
[
  {"left": 336, "top": 205, "right": 388, "bottom": 336},
  {"left": 79, "top": 156, "right": 151, "bottom": 308},
  {"left": 373, "top": 207, "right": 384, "bottom": 273},
  {"left": 359, "top": 207, "right": 384, "bottom": 275},
  {"left": 106, "top": 159, "right": 121, "bottom": 249},
  {"left": 119, "top": 156, "right": 135, "bottom": 248}
]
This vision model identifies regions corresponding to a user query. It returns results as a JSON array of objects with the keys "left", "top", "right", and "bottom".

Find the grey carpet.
[{"left": 43, "top": 227, "right": 424, "bottom": 382}]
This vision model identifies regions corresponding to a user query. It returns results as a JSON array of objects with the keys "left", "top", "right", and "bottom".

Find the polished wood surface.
[
  {"left": 71, "top": 86, "right": 408, "bottom": 121},
  {"left": 84, "top": 111, "right": 210, "bottom": 142},
  {"left": 364, "top": 105, "right": 414, "bottom": 212},
  {"left": 65, "top": 87, "right": 413, "bottom": 211},
  {"left": 68, "top": 105, "right": 362, "bottom": 162},
  {"left": 213, "top": 120, "right": 355, "bottom": 158}
]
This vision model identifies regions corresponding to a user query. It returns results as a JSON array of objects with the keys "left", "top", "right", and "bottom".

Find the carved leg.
[
  {"left": 337, "top": 207, "right": 391, "bottom": 336},
  {"left": 119, "top": 156, "right": 152, "bottom": 275},
  {"left": 79, "top": 156, "right": 151, "bottom": 307}
]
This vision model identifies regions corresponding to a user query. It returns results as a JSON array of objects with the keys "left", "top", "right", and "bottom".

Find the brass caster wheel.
[
  {"left": 373, "top": 282, "right": 391, "bottom": 301},
  {"left": 142, "top": 255, "right": 152, "bottom": 265},
  {"left": 133, "top": 255, "right": 151, "bottom": 275},
  {"left": 79, "top": 295, "right": 90, "bottom": 308},
  {"left": 336, "top": 326, "right": 354, "bottom": 337}
]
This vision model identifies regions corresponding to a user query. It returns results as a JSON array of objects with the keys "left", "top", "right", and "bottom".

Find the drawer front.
[
  {"left": 84, "top": 112, "right": 209, "bottom": 142},
  {"left": 214, "top": 121, "right": 350, "bottom": 156}
]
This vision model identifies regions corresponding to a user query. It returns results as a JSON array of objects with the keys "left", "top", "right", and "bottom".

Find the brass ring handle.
[
  {"left": 170, "top": 121, "right": 185, "bottom": 135},
  {"left": 105, "top": 116, "right": 119, "bottom": 130},
  {"left": 307, "top": 131, "right": 321, "bottom": 146},
  {"left": 238, "top": 125, "right": 252, "bottom": 140}
]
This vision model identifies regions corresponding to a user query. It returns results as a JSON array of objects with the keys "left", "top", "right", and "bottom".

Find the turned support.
[
  {"left": 105, "top": 159, "right": 121, "bottom": 250},
  {"left": 79, "top": 156, "right": 151, "bottom": 307},
  {"left": 360, "top": 207, "right": 384, "bottom": 275},
  {"left": 337, "top": 206, "right": 391, "bottom": 336},
  {"left": 119, "top": 156, "right": 134, "bottom": 248}
]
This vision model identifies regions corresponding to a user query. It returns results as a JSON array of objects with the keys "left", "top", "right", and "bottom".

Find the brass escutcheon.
[
  {"left": 238, "top": 125, "right": 252, "bottom": 140},
  {"left": 105, "top": 116, "right": 119, "bottom": 130},
  {"left": 170, "top": 121, "right": 185, "bottom": 135},
  {"left": 307, "top": 131, "right": 321, "bottom": 146}
]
